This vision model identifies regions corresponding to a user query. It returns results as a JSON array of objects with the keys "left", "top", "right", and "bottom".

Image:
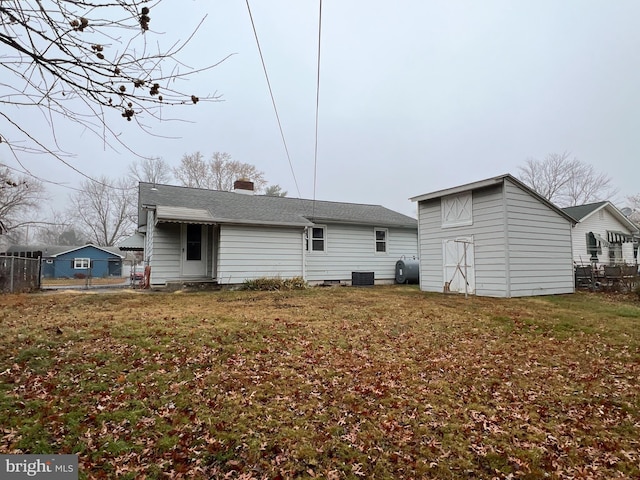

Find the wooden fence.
[{"left": 0, "top": 255, "right": 41, "bottom": 293}]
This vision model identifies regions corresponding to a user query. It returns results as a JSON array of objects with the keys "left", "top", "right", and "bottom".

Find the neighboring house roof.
[
  {"left": 117, "top": 232, "right": 145, "bottom": 251},
  {"left": 5, "top": 244, "right": 124, "bottom": 258},
  {"left": 139, "top": 183, "right": 417, "bottom": 229},
  {"left": 562, "top": 201, "right": 639, "bottom": 234},
  {"left": 409, "top": 173, "right": 577, "bottom": 224}
]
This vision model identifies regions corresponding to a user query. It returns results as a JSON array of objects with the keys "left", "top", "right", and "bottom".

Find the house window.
[
  {"left": 375, "top": 228, "right": 388, "bottom": 253},
  {"left": 609, "top": 243, "right": 623, "bottom": 265},
  {"left": 585, "top": 232, "right": 602, "bottom": 261},
  {"left": 442, "top": 192, "right": 472, "bottom": 228},
  {"left": 306, "top": 226, "right": 326, "bottom": 252},
  {"left": 74, "top": 258, "right": 90, "bottom": 269}
]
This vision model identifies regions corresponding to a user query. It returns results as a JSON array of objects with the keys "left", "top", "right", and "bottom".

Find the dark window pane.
[
  {"left": 376, "top": 242, "right": 386, "bottom": 252},
  {"left": 186, "top": 224, "right": 202, "bottom": 261},
  {"left": 312, "top": 239, "right": 324, "bottom": 251},
  {"left": 312, "top": 227, "right": 324, "bottom": 239},
  {"left": 376, "top": 230, "right": 386, "bottom": 241}
]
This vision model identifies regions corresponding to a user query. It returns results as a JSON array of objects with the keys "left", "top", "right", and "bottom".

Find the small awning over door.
[
  {"left": 156, "top": 206, "right": 215, "bottom": 224},
  {"left": 117, "top": 232, "right": 145, "bottom": 251}
]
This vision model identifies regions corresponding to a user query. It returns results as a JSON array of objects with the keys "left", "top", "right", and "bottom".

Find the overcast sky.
[{"left": 3, "top": 0, "right": 640, "bottom": 218}]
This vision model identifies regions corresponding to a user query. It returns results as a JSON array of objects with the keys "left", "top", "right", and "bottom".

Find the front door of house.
[
  {"left": 443, "top": 237, "right": 475, "bottom": 294},
  {"left": 181, "top": 224, "right": 207, "bottom": 277}
]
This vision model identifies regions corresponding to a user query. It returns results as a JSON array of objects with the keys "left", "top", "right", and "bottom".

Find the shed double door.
[{"left": 443, "top": 237, "right": 475, "bottom": 294}]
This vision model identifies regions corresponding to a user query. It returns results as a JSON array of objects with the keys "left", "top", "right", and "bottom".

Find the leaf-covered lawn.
[{"left": 1, "top": 287, "right": 639, "bottom": 479}]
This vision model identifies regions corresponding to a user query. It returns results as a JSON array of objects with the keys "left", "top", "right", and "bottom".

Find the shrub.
[{"left": 242, "top": 276, "right": 307, "bottom": 291}]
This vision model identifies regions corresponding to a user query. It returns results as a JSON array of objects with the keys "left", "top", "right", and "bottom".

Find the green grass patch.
[{"left": 0, "top": 287, "right": 639, "bottom": 478}]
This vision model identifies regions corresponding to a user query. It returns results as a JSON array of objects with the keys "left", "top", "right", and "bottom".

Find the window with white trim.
[
  {"left": 73, "top": 258, "right": 90, "bottom": 269},
  {"left": 306, "top": 226, "right": 326, "bottom": 252},
  {"left": 441, "top": 192, "right": 472, "bottom": 228},
  {"left": 375, "top": 228, "right": 388, "bottom": 253}
]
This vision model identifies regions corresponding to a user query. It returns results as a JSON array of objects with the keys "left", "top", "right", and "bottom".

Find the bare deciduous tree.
[
  {"left": 0, "top": 167, "right": 45, "bottom": 236},
  {"left": 172, "top": 152, "right": 207, "bottom": 188},
  {"left": 128, "top": 157, "right": 173, "bottom": 185},
  {"left": 518, "top": 152, "right": 617, "bottom": 207},
  {"left": 35, "top": 210, "right": 89, "bottom": 245},
  {"left": 69, "top": 176, "right": 135, "bottom": 246},
  {"left": 626, "top": 194, "right": 640, "bottom": 227},
  {"left": 174, "top": 152, "right": 267, "bottom": 192},
  {"left": 0, "top": 1, "right": 229, "bottom": 164}
]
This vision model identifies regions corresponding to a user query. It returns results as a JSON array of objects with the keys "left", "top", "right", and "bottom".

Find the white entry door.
[
  {"left": 443, "top": 237, "right": 475, "bottom": 294},
  {"left": 181, "top": 224, "right": 207, "bottom": 277}
]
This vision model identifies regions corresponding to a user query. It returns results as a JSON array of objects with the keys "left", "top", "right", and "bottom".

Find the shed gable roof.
[
  {"left": 409, "top": 173, "right": 576, "bottom": 224},
  {"left": 139, "top": 183, "right": 417, "bottom": 229}
]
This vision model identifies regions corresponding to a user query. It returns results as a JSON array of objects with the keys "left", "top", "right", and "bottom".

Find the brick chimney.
[{"left": 233, "top": 179, "right": 254, "bottom": 195}]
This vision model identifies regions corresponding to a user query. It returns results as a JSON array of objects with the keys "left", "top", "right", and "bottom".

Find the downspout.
[
  {"left": 502, "top": 181, "right": 511, "bottom": 298},
  {"left": 302, "top": 227, "right": 307, "bottom": 281},
  {"left": 416, "top": 202, "right": 422, "bottom": 289}
]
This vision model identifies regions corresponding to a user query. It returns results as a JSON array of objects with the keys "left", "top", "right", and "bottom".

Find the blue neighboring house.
[{"left": 4, "top": 244, "right": 124, "bottom": 278}]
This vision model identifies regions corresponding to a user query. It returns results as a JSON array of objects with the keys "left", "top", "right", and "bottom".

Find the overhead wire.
[
  {"left": 244, "top": 0, "right": 301, "bottom": 198},
  {"left": 312, "top": 0, "right": 323, "bottom": 219}
]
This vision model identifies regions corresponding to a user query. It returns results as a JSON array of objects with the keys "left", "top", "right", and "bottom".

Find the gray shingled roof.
[
  {"left": 562, "top": 201, "right": 639, "bottom": 233},
  {"left": 561, "top": 201, "right": 608, "bottom": 222},
  {"left": 139, "top": 183, "right": 417, "bottom": 229}
]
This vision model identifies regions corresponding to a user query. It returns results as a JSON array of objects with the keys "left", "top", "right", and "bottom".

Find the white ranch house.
[{"left": 137, "top": 181, "right": 418, "bottom": 287}]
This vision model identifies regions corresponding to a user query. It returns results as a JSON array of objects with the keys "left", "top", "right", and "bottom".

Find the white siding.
[
  {"left": 469, "top": 187, "right": 509, "bottom": 297},
  {"left": 149, "top": 223, "right": 181, "bottom": 285},
  {"left": 417, "top": 199, "right": 445, "bottom": 292},
  {"left": 503, "top": 180, "right": 574, "bottom": 297},
  {"left": 217, "top": 225, "right": 304, "bottom": 284},
  {"left": 570, "top": 209, "right": 636, "bottom": 266},
  {"left": 305, "top": 224, "right": 418, "bottom": 283}
]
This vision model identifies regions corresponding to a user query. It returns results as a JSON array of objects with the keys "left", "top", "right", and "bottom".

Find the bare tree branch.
[
  {"left": 68, "top": 174, "right": 135, "bottom": 245},
  {"left": 518, "top": 152, "right": 618, "bottom": 207},
  {"left": 128, "top": 156, "right": 172, "bottom": 184},
  {"left": 173, "top": 152, "right": 268, "bottom": 192},
  {"left": 0, "top": 1, "right": 231, "bottom": 162},
  {"left": 0, "top": 166, "right": 45, "bottom": 231}
]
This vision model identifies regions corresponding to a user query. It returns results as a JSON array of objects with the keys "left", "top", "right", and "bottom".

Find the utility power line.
[
  {"left": 312, "top": 0, "right": 323, "bottom": 218},
  {"left": 245, "top": 0, "right": 302, "bottom": 198}
]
